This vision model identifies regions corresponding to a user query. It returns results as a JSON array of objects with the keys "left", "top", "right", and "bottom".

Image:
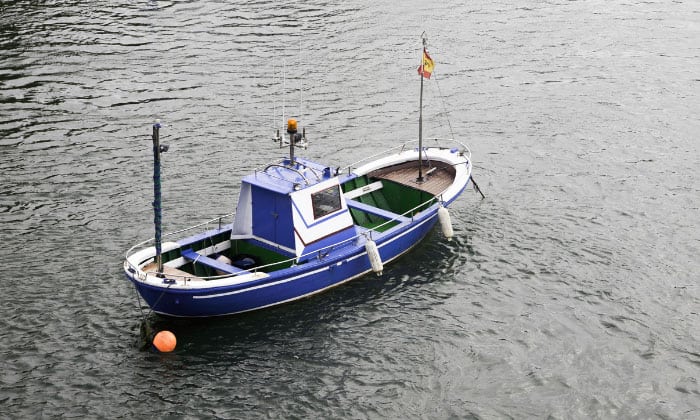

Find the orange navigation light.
[{"left": 287, "top": 119, "right": 298, "bottom": 134}]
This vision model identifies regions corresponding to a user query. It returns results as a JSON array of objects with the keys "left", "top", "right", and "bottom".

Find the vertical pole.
[
  {"left": 152, "top": 121, "right": 163, "bottom": 273},
  {"left": 299, "top": 40, "right": 303, "bottom": 122},
  {"left": 417, "top": 33, "right": 427, "bottom": 183},
  {"left": 287, "top": 119, "right": 297, "bottom": 166},
  {"left": 417, "top": 66, "right": 424, "bottom": 183},
  {"left": 289, "top": 131, "right": 295, "bottom": 165}
]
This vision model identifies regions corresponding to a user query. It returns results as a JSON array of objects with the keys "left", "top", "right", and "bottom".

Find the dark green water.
[{"left": 1, "top": 0, "right": 698, "bottom": 418}]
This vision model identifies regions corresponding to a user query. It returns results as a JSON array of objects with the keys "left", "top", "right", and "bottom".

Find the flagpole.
[{"left": 417, "top": 33, "right": 427, "bottom": 183}]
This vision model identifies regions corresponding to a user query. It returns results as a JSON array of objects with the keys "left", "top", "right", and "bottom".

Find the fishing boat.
[{"left": 123, "top": 37, "right": 482, "bottom": 317}]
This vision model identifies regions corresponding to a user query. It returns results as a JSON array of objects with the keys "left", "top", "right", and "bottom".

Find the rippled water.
[{"left": 1, "top": 0, "right": 698, "bottom": 418}]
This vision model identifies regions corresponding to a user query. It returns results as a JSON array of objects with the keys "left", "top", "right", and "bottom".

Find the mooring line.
[{"left": 470, "top": 175, "right": 485, "bottom": 199}]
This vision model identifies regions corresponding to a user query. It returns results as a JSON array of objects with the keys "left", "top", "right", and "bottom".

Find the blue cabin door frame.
[{"left": 251, "top": 186, "right": 294, "bottom": 249}]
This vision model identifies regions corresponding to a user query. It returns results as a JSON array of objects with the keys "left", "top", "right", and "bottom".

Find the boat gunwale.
[
  {"left": 127, "top": 207, "right": 442, "bottom": 307},
  {"left": 340, "top": 137, "right": 471, "bottom": 175},
  {"left": 125, "top": 195, "right": 442, "bottom": 289},
  {"left": 129, "top": 212, "right": 442, "bottom": 318},
  {"left": 124, "top": 143, "right": 472, "bottom": 291}
]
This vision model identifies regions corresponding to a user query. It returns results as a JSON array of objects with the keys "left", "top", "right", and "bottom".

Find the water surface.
[{"left": 1, "top": 0, "right": 698, "bottom": 418}]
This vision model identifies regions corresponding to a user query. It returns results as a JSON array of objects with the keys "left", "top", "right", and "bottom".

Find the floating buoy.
[
  {"left": 438, "top": 205, "right": 454, "bottom": 241},
  {"left": 153, "top": 330, "right": 177, "bottom": 353},
  {"left": 365, "top": 238, "right": 383, "bottom": 275}
]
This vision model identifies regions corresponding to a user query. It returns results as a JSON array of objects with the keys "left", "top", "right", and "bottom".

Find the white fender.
[
  {"left": 365, "top": 239, "right": 383, "bottom": 275},
  {"left": 438, "top": 205, "right": 454, "bottom": 241}
]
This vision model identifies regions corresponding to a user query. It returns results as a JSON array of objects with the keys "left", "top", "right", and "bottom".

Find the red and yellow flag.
[{"left": 417, "top": 48, "right": 434, "bottom": 79}]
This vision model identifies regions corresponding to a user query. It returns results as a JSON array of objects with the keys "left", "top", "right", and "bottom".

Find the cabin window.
[{"left": 311, "top": 185, "right": 342, "bottom": 219}]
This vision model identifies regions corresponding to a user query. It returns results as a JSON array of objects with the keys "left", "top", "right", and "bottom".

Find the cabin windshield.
[{"left": 311, "top": 185, "right": 342, "bottom": 219}]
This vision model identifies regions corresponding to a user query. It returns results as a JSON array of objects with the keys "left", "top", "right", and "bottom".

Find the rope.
[
  {"left": 132, "top": 282, "right": 146, "bottom": 319},
  {"left": 146, "top": 282, "right": 173, "bottom": 319},
  {"left": 131, "top": 278, "right": 155, "bottom": 350},
  {"left": 130, "top": 266, "right": 172, "bottom": 334},
  {"left": 432, "top": 73, "right": 456, "bottom": 141}
]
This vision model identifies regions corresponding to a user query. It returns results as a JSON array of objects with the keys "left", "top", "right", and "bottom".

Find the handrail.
[
  {"left": 125, "top": 212, "right": 235, "bottom": 260},
  {"left": 127, "top": 195, "right": 441, "bottom": 283},
  {"left": 339, "top": 137, "right": 471, "bottom": 174},
  {"left": 262, "top": 163, "right": 311, "bottom": 186},
  {"left": 255, "top": 158, "right": 323, "bottom": 186},
  {"left": 125, "top": 138, "right": 471, "bottom": 283}
]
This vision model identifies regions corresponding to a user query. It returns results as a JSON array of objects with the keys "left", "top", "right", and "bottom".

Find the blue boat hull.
[
  {"left": 127, "top": 213, "right": 439, "bottom": 317},
  {"left": 125, "top": 143, "right": 474, "bottom": 318}
]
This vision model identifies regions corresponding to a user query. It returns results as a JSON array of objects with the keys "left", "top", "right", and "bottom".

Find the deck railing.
[
  {"left": 339, "top": 137, "right": 471, "bottom": 175},
  {"left": 125, "top": 138, "right": 471, "bottom": 284},
  {"left": 125, "top": 195, "right": 442, "bottom": 284}
]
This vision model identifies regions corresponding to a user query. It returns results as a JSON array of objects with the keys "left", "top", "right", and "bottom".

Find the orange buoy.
[{"left": 153, "top": 330, "right": 177, "bottom": 352}]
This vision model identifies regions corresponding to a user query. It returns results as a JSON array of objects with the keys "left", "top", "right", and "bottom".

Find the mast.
[
  {"left": 285, "top": 118, "right": 307, "bottom": 166},
  {"left": 288, "top": 118, "right": 297, "bottom": 165},
  {"left": 417, "top": 33, "right": 427, "bottom": 183},
  {"left": 151, "top": 120, "right": 168, "bottom": 274}
]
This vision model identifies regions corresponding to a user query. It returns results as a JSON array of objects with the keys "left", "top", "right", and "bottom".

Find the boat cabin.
[{"left": 230, "top": 157, "right": 357, "bottom": 262}]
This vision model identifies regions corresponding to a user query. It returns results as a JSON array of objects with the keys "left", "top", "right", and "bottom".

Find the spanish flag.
[{"left": 417, "top": 48, "right": 434, "bottom": 79}]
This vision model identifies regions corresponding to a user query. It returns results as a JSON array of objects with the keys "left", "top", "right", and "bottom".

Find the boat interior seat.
[
  {"left": 343, "top": 180, "right": 384, "bottom": 200},
  {"left": 345, "top": 199, "right": 410, "bottom": 223}
]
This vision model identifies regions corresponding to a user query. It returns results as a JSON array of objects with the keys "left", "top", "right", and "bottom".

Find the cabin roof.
[{"left": 242, "top": 157, "right": 335, "bottom": 194}]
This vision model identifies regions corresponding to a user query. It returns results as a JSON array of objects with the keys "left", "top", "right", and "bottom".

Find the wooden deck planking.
[
  {"left": 368, "top": 160, "right": 456, "bottom": 196},
  {"left": 142, "top": 262, "right": 203, "bottom": 281}
]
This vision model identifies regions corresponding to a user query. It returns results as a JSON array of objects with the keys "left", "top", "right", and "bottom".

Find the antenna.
[
  {"left": 282, "top": 60, "right": 286, "bottom": 131},
  {"left": 272, "top": 63, "right": 276, "bottom": 134},
  {"left": 271, "top": 45, "right": 309, "bottom": 153},
  {"left": 299, "top": 39, "right": 303, "bottom": 123}
]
